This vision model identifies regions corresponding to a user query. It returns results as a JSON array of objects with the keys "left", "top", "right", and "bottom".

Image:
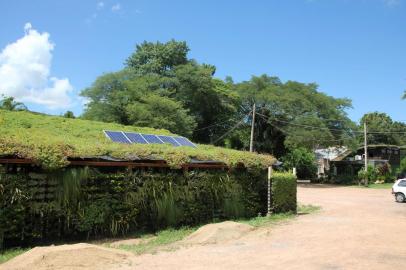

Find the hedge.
[
  {"left": 272, "top": 172, "right": 297, "bottom": 213},
  {"left": 0, "top": 166, "right": 274, "bottom": 249}
]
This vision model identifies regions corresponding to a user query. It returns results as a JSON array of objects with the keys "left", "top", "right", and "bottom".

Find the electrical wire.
[{"left": 211, "top": 111, "right": 252, "bottom": 144}]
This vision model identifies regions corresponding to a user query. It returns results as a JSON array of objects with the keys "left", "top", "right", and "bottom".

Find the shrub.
[
  {"left": 0, "top": 167, "right": 282, "bottom": 248},
  {"left": 282, "top": 148, "right": 317, "bottom": 179},
  {"left": 272, "top": 172, "right": 297, "bottom": 213}
]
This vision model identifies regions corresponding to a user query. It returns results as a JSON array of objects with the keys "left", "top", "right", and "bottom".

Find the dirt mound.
[
  {"left": 109, "top": 236, "right": 156, "bottom": 248},
  {"left": 1, "top": 243, "right": 135, "bottom": 270},
  {"left": 183, "top": 221, "right": 254, "bottom": 245}
]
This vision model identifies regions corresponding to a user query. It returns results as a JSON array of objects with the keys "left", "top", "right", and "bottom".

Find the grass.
[
  {"left": 351, "top": 183, "right": 393, "bottom": 189},
  {"left": 0, "top": 248, "right": 29, "bottom": 264},
  {"left": 113, "top": 227, "right": 196, "bottom": 255},
  {"left": 0, "top": 110, "right": 275, "bottom": 169},
  {"left": 0, "top": 204, "right": 320, "bottom": 261},
  {"left": 240, "top": 204, "right": 321, "bottom": 227},
  {"left": 114, "top": 204, "right": 320, "bottom": 255}
]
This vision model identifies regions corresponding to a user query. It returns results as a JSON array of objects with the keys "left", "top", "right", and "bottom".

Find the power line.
[
  {"left": 256, "top": 114, "right": 355, "bottom": 143},
  {"left": 212, "top": 111, "right": 252, "bottom": 144},
  {"left": 256, "top": 112, "right": 406, "bottom": 135},
  {"left": 255, "top": 112, "right": 359, "bottom": 134},
  {"left": 194, "top": 118, "right": 239, "bottom": 132}
]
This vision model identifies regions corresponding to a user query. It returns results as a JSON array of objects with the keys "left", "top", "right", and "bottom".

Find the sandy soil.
[
  {"left": 3, "top": 185, "right": 406, "bottom": 270},
  {"left": 182, "top": 221, "right": 254, "bottom": 245},
  {"left": 127, "top": 185, "right": 406, "bottom": 270}
]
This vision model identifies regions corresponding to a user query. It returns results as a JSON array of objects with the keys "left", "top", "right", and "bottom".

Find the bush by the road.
[{"left": 272, "top": 172, "right": 297, "bottom": 213}]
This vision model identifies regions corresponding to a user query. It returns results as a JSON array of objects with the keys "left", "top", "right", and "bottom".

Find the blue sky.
[{"left": 0, "top": 0, "right": 405, "bottom": 123}]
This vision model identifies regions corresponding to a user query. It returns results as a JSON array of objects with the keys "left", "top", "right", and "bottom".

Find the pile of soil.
[
  {"left": 108, "top": 236, "right": 156, "bottom": 248},
  {"left": 1, "top": 243, "right": 135, "bottom": 270},
  {"left": 183, "top": 221, "right": 254, "bottom": 245}
]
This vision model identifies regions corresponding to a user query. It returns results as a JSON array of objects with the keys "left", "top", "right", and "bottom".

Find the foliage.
[
  {"left": 80, "top": 71, "right": 197, "bottom": 137},
  {"left": 63, "top": 111, "right": 75, "bottom": 118},
  {"left": 397, "top": 156, "right": 406, "bottom": 177},
  {"left": 125, "top": 40, "right": 190, "bottom": 76},
  {"left": 357, "top": 165, "right": 377, "bottom": 185},
  {"left": 82, "top": 40, "right": 356, "bottom": 153},
  {"left": 282, "top": 147, "right": 317, "bottom": 179},
  {"left": 0, "top": 248, "right": 29, "bottom": 264},
  {"left": 376, "top": 163, "right": 393, "bottom": 182},
  {"left": 82, "top": 40, "right": 238, "bottom": 144},
  {"left": 0, "top": 110, "right": 274, "bottom": 169},
  {"left": 232, "top": 74, "right": 356, "bottom": 156},
  {"left": 0, "top": 167, "right": 293, "bottom": 248},
  {"left": 0, "top": 96, "right": 27, "bottom": 111},
  {"left": 271, "top": 172, "right": 297, "bottom": 213},
  {"left": 360, "top": 112, "right": 406, "bottom": 145}
]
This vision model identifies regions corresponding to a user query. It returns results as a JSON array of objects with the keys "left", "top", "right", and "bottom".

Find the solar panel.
[
  {"left": 142, "top": 134, "right": 164, "bottom": 144},
  {"left": 104, "top": 130, "right": 197, "bottom": 148},
  {"left": 104, "top": 131, "right": 131, "bottom": 144},
  {"left": 124, "top": 132, "right": 148, "bottom": 144},
  {"left": 158, "top": 135, "right": 181, "bottom": 146},
  {"left": 173, "top": 136, "right": 197, "bottom": 148}
]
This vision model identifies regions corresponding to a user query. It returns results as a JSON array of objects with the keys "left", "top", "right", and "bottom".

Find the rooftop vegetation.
[{"left": 0, "top": 110, "right": 275, "bottom": 169}]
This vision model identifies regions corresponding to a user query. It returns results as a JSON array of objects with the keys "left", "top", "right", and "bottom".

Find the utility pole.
[
  {"left": 364, "top": 122, "right": 368, "bottom": 186},
  {"left": 249, "top": 103, "right": 256, "bottom": 152}
]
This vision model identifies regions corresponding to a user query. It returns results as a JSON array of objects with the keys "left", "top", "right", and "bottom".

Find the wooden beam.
[
  {"left": 0, "top": 158, "right": 228, "bottom": 170},
  {"left": 0, "top": 158, "right": 33, "bottom": 164},
  {"left": 69, "top": 160, "right": 170, "bottom": 168}
]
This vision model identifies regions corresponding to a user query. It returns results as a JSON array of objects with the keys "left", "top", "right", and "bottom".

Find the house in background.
[
  {"left": 315, "top": 146, "right": 348, "bottom": 178},
  {"left": 315, "top": 145, "right": 406, "bottom": 181}
]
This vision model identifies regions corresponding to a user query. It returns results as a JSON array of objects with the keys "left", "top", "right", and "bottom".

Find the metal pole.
[
  {"left": 364, "top": 122, "right": 368, "bottom": 186},
  {"left": 250, "top": 103, "right": 256, "bottom": 152},
  {"left": 267, "top": 166, "right": 272, "bottom": 216}
]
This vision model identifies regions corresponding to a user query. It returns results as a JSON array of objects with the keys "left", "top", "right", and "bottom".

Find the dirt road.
[{"left": 128, "top": 185, "right": 406, "bottom": 270}]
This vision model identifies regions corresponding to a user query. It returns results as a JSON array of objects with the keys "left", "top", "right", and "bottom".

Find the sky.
[{"left": 0, "top": 0, "right": 405, "bottom": 123}]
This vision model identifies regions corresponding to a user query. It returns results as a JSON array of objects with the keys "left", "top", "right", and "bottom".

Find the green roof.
[{"left": 0, "top": 110, "right": 275, "bottom": 169}]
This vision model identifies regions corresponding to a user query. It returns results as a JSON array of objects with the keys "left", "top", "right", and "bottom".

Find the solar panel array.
[{"left": 104, "top": 130, "right": 197, "bottom": 148}]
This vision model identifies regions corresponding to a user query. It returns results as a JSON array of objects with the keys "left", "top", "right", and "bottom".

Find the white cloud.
[
  {"left": 111, "top": 3, "right": 121, "bottom": 12},
  {"left": 0, "top": 23, "right": 74, "bottom": 110}
]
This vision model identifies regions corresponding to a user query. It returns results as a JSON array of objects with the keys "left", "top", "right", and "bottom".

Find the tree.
[
  {"left": 282, "top": 147, "right": 317, "bottom": 179},
  {"left": 173, "top": 63, "right": 238, "bottom": 144},
  {"left": 0, "top": 96, "right": 27, "bottom": 111},
  {"left": 63, "top": 111, "right": 75, "bottom": 118},
  {"left": 82, "top": 40, "right": 237, "bottom": 141},
  {"left": 360, "top": 112, "right": 406, "bottom": 145},
  {"left": 231, "top": 75, "right": 356, "bottom": 156},
  {"left": 81, "top": 71, "right": 196, "bottom": 136},
  {"left": 125, "top": 40, "right": 189, "bottom": 76}
]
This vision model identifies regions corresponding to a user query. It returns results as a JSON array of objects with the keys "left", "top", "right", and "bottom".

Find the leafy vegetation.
[
  {"left": 0, "top": 248, "right": 28, "bottom": 264},
  {"left": 0, "top": 110, "right": 274, "bottom": 169},
  {"left": 81, "top": 40, "right": 356, "bottom": 159},
  {"left": 271, "top": 172, "right": 297, "bottom": 213},
  {"left": 0, "top": 96, "right": 27, "bottom": 111},
  {"left": 282, "top": 147, "right": 317, "bottom": 179},
  {"left": 0, "top": 168, "right": 274, "bottom": 248},
  {"left": 360, "top": 112, "right": 406, "bottom": 145}
]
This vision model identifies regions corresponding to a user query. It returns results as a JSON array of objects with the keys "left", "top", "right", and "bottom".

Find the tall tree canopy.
[
  {"left": 230, "top": 75, "right": 356, "bottom": 156},
  {"left": 360, "top": 112, "right": 406, "bottom": 145},
  {"left": 82, "top": 40, "right": 237, "bottom": 140},
  {"left": 81, "top": 39, "right": 357, "bottom": 158}
]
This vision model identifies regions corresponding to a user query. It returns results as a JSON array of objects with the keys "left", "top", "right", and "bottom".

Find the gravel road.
[{"left": 129, "top": 185, "right": 406, "bottom": 270}]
